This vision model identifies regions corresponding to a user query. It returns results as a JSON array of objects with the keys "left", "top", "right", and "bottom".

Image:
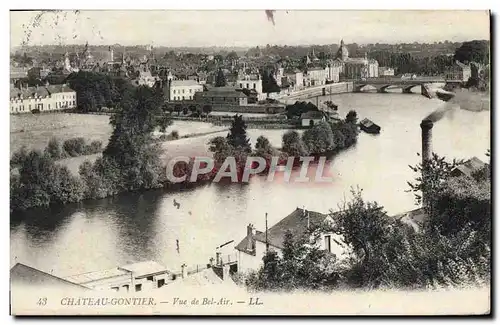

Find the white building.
[
  {"left": 63, "top": 261, "right": 173, "bottom": 293},
  {"left": 235, "top": 208, "right": 348, "bottom": 274},
  {"left": 305, "top": 67, "right": 327, "bottom": 86},
  {"left": 236, "top": 74, "right": 265, "bottom": 100},
  {"left": 283, "top": 70, "right": 304, "bottom": 91},
  {"left": 169, "top": 80, "right": 204, "bottom": 101},
  {"left": 10, "top": 83, "right": 77, "bottom": 114}
]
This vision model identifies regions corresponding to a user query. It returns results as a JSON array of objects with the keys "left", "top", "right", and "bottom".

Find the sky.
[{"left": 10, "top": 10, "right": 490, "bottom": 48}]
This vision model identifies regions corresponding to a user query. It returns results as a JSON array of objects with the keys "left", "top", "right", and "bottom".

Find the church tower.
[{"left": 337, "top": 39, "right": 349, "bottom": 61}]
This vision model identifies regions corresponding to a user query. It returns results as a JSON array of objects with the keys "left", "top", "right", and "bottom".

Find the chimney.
[
  {"left": 420, "top": 119, "right": 434, "bottom": 165},
  {"left": 246, "top": 224, "right": 255, "bottom": 251},
  {"left": 181, "top": 264, "right": 187, "bottom": 278},
  {"left": 302, "top": 206, "right": 310, "bottom": 229}
]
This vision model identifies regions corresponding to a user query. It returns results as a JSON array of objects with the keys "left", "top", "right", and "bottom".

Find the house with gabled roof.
[{"left": 234, "top": 208, "right": 348, "bottom": 274}]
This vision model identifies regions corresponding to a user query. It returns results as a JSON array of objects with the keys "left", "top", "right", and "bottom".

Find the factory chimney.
[
  {"left": 420, "top": 119, "right": 433, "bottom": 165},
  {"left": 420, "top": 118, "right": 434, "bottom": 207}
]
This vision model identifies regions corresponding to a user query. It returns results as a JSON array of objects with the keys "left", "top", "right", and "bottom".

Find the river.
[{"left": 10, "top": 90, "right": 491, "bottom": 277}]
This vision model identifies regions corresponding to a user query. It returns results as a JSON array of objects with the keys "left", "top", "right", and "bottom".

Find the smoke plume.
[
  {"left": 424, "top": 90, "right": 490, "bottom": 123},
  {"left": 265, "top": 10, "right": 275, "bottom": 25}
]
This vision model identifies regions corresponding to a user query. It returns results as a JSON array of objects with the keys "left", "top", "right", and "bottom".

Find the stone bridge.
[{"left": 353, "top": 77, "right": 462, "bottom": 94}]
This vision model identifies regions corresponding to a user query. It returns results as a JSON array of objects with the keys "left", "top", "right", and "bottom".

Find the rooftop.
[
  {"left": 63, "top": 268, "right": 128, "bottom": 284},
  {"left": 300, "top": 110, "right": 325, "bottom": 120},
  {"left": 253, "top": 208, "right": 329, "bottom": 249},
  {"left": 451, "top": 157, "right": 487, "bottom": 179},
  {"left": 171, "top": 80, "right": 202, "bottom": 87},
  {"left": 118, "top": 260, "right": 170, "bottom": 278},
  {"left": 11, "top": 263, "right": 90, "bottom": 290}
]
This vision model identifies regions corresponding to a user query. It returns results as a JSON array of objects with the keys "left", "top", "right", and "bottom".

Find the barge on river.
[{"left": 359, "top": 118, "right": 381, "bottom": 134}]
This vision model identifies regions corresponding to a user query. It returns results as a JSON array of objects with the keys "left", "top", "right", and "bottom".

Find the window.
[
  {"left": 135, "top": 284, "right": 142, "bottom": 292},
  {"left": 246, "top": 83, "right": 249, "bottom": 89},
  {"left": 182, "top": 96, "right": 185, "bottom": 100},
  {"left": 239, "top": 83, "right": 243, "bottom": 88},
  {"left": 253, "top": 83, "right": 256, "bottom": 89},
  {"left": 146, "top": 276, "right": 154, "bottom": 281},
  {"left": 122, "top": 284, "right": 129, "bottom": 292},
  {"left": 48, "top": 104, "right": 50, "bottom": 110},
  {"left": 182, "top": 89, "right": 185, "bottom": 94},
  {"left": 325, "top": 235, "right": 331, "bottom": 253},
  {"left": 157, "top": 279, "right": 165, "bottom": 288}
]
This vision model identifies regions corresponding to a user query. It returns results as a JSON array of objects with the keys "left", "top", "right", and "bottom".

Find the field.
[{"left": 10, "top": 113, "right": 226, "bottom": 155}]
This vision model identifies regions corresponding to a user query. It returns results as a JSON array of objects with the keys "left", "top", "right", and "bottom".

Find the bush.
[
  {"left": 170, "top": 130, "right": 179, "bottom": 140},
  {"left": 44, "top": 137, "right": 62, "bottom": 159},
  {"left": 63, "top": 137, "right": 87, "bottom": 157},
  {"left": 10, "top": 146, "right": 29, "bottom": 167},
  {"left": 84, "top": 140, "right": 103, "bottom": 155}
]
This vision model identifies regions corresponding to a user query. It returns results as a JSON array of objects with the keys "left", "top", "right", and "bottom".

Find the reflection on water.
[{"left": 10, "top": 92, "right": 491, "bottom": 276}]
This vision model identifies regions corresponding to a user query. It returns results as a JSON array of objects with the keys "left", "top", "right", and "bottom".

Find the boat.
[{"left": 359, "top": 118, "right": 381, "bottom": 134}]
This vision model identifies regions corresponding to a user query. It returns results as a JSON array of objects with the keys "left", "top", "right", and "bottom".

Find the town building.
[
  {"left": 378, "top": 67, "right": 395, "bottom": 76},
  {"left": 168, "top": 80, "right": 204, "bottom": 101},
  {"left": 450, "top": 157, "right": 487, "bottom": 179},
  {"left": 305, "top": 67, "right": 327, "bottom": 87},
  {"left": 444, "top": 60, "right": 472, "bottom": 82},
  {"left": 333, "top": 39, "right": 379, "bottom": 79},
  {"left": 235, "top": 208, "right": 347, "bottom": 274},
  {"left": 63, "top": 261, "right": 173, "bottom": 292},
  {"left": 10, "top": 83, "right": 77, "bottom": 114},
  {"left": 10, "top": 263, "right": 90, "bottom": 291},
  {"left": 236, "top": 73, "right": 265, "bottom": 100},
  {"left": 193, "top": 87, "right": 248, "bottom": 106},
  {"left": 283, "top": 69, "right": 304, "bottom": 91},
  {"left": 301, "top": 111, "right": 326, "bottom": 127}
]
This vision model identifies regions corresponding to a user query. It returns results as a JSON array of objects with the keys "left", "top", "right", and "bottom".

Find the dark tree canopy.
[
  {"left": 454, "top": 40, "right": 490, "bottom": 65},
  {"left": 215, "top": 68, "right": 227, "bottom": 87},
  {"left": 226, "top": 114, "right": 251, "bottom": 152}
]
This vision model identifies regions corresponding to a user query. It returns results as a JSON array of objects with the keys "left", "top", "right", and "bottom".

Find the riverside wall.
[{"left": 278, "top": 81, "right": 354, "bottom": 101}]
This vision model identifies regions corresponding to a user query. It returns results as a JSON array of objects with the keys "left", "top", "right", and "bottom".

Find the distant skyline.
[{"left": 10, "top": 10, "right": 490, "bottom": 48}]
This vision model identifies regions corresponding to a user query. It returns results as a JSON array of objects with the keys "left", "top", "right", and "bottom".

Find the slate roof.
[
  {"left": 63, "top": 268, "right": 128, "bottom": 284},
  {"left": 171, "top": 80, "right": 201, "bottom": 87},
  {"left": 300, "top": 110, "right": 325, "bottom": 120},
  {"left": 10, "top": 263, "right": 90, "bottom": 290},
  {"left": 451, "top": 157, "right": 487, "bottom": 179},
  {"left": 118, "top": 260, "right": 171, "bottom": 278},
  {"left": 253, "top": 208, "right": 329, "bottom": 250}
]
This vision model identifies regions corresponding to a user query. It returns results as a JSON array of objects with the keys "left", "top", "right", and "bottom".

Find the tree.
[
  {"left": 454, "top": 40, "right": 490, "bottom": 65},
  {"left": 345, "top": 110, "right": 358, "bottom": 124},
  {"left": 227, "top": 115, "right": 251, "bottom": 152},
  {"left": 174, "top": 104, "right": 182, "bottom": 116},
  {"left": 301, "top": 121, "right": 335, "bottom": 154},
  {"left": 226, "top": 51, "right": 239, "bottom": 62},
  {"left": 281, "top": 130, "right": 306, "bottom": 157},
  {"left": 202, "top": 104, "right": 212, "bottom": 116},
  {"left": 215, "top": 68, "right": 227, "bottom": 87},
  {"left": 407, "top": 153, "right": 463, "bottom": 217}
]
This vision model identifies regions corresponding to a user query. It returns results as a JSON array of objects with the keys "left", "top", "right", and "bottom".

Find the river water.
[{"left": 10, "top": 90, "right": 490, "bottom": 277}]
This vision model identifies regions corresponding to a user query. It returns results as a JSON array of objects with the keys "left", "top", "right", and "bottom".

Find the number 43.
[{"left": 37, "top": 298, "right": 47, "bottom": 306}]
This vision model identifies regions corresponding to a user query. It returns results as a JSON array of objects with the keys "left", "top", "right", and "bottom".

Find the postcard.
[{"left": 9, "top": 9, "right": 491, "bottom": 316}]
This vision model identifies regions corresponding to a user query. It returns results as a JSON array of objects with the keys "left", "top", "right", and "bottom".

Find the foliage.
[
  {"left": 345, "top": 110, "right": 358, "bottom": 124},
  {"left": 454, "top": 40, "right": 490, "bottom": 65},
  {"left": 63, "top": 137, "right": 86, "bottom": 157},
  {"left": 10, "top": 146, "right": 29, "bottom": 167},
  {"left": 281, "top": 130, "right": 307, "bottom": 157},
  {"left": 285, "top": 101, "right": 318, "bottom": 119},
  {"left": 407, "top": 153, "right": 463, "bottom": 216},
  {"left": 215, "top": 68, "right": 227, "bottom": 87},
  {"left": 66, "top": 71, "right": 134, "bottom": 112},
  {"left": 226, "top": 115, "right": 251, "bottom": 153},
  {"left": 10, "top": 150, "right": 83, "bottom": 211},
  {"left": 302, "top": 121, "right": 335, "bottom": 154},
  {"left": 260, "top": 68, "right": 281, "bottom": 93},
  {"left": 246, "top": 231, "right": 340, "bottom": 292},
  {"left": 44, "top": 137, "right": 63, "bottom": 160}
]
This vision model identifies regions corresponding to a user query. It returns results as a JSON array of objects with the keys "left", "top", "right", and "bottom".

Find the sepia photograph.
[{"left": 8, "top": 9, "right": 491, "bottom": 316}]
